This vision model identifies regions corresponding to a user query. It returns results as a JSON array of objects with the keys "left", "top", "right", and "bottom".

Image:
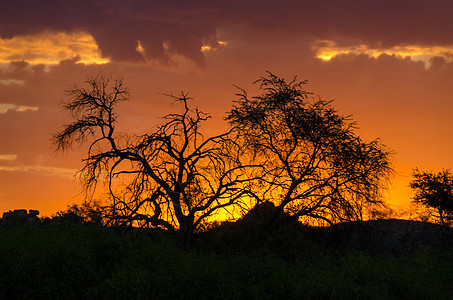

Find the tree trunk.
[
  {"left": 266, "top": 204, "right": 287, "bottom": 228},
  {"left": 178, "top": 216, "right": 195, "bottom": 249}
]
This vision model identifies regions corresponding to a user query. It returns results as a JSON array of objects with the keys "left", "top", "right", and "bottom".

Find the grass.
[{"left": 0, "top": 221, "right": 452, "bottom": 299}]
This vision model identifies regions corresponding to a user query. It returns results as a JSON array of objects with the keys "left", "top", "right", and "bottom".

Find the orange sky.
[{"left": 1, "top": 1, "right": 453, "bottom": 217}]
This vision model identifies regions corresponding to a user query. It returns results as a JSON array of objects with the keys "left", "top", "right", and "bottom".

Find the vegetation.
[
  {"left": 52, "top": 74, "right": 258, "bottom": 247},
  {"left": 51, "top": 72, "right": 393, "bottom": 247},
  {"left": 1, "top": 72, "right": 452, "bottom": 298},
  {"left": 410, "top": 168, "right": 453, "bottom": 226},
  {"left": 227, "top": 72, "right": 393, "bottom": 226},
  {"left": 0, "top": 217, "right": 452, "bottom": 299}
]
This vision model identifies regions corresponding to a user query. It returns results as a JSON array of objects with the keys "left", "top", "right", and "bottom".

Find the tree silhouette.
[
  {"left": 227, "top": 72, "right": 393, "bottom": 226},
  {"left": 410, "top": 168, "right": 453, "bottom": 226},
  {"left": 53, "top": 74, "right": 258, "bottom": 247}
]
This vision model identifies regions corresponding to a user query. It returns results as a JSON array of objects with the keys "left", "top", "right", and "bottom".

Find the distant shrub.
[{"left": 51, "top": 202, "right": 104, "bottom": 225}]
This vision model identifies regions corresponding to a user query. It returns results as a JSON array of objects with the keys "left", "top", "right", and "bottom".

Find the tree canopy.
[
  {"left": 227, "top": 72, "right": 393, "bottom": 226},
  {"left": 410, "top": 168, "right": 453, "bottom": 226},
  {"left": 53, "top": 74, "right": 257, "bottom": 247}
]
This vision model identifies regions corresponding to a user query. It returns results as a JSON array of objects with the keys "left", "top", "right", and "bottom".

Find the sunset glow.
[
  {"left": 201, "top": 41, "right": 227, "bottom": 53},
  {"left": 3, "top": 2, "right": 453, "bottom": 296},
  {"left": 136, "top": 40, "right": 145, "bottom": 55},
  {"left": 0, "top": 0, "right": 452, "bottom": 220},
  {"left": 0, "top": 31, "right": 109, "bottom": 66},
  {"left": 314, "top": 40, "right": 453, "bottom": 67}
]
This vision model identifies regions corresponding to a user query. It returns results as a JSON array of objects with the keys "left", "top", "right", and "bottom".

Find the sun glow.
[
  {"left": 136, "top": 40, "right": 145, "bottom": 55},
  {"left": 0, "top": 31, "right": 109, "bottom": 66},
  {"left": 201, "top": 41, "right": 227, "bottom": 53},
  {"left": 313, "top": 40, "right": 453, "bottom": 68}
]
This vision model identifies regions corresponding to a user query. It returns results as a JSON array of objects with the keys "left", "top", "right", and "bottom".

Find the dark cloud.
[
  {"left": 429, "top": 56, "right": 447, "bottom": 68},
  {"left": 1, "top": 0, "right": 452, "bottom": 65}
]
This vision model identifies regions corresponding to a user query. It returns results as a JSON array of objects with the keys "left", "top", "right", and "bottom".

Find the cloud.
[
  {"left": 0, "top": 165, "right": 77, "bottom": 180},
  {"left": 0, "top": 154, "right": 76, "bottom": 180},
  {"left": 1, "top": 0, "right": 452, "bottom": 68},
  {"left": 0, "top": 103, "right": 38, "bottom": 114},
  {"left": 0, "top": 79, "right": 25, "bottom": 85},
  {"left": 201, "top": 41, "right": 227, "bottom": 54},
  {"left": 0, "top": 154, "right": 17, "bottom": 161},
  {"left": 0, "top": 31, "right": 109, "bottom": 66},
  {"left": 313, "top": 40, "right": 453, "bottom": 68}
]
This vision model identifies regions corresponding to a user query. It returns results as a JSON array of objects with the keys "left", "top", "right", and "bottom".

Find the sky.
[{"left": 1, "top": 0, "right": 452, "bottom": 217}]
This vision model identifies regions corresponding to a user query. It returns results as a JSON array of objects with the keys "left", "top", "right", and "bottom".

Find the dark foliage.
[
  {"left": 52, "top": 74, "right": 258, "bottom": 247},
  {"left": 0, "top": 220, "right": 453, "bottom": 299},
  {"left": 52, "top": 71, "right": 395, "bottom": 248},
  {"left": 227, "top": 72, "right": 393, "bottom": 226},
  {"left": 51, "top": 202, "right": 104, "bottom": 225},
  {"left": 410, "top": 168, "right": 453, "bottom": 226}
]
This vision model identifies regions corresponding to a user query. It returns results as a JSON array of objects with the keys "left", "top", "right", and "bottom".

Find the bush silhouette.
[{"left": 411, "top": 168, "right": 453, "bottom": 226}]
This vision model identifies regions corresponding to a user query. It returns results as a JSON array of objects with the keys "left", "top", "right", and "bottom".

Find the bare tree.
[
  {"left": 410, "top": 168, "right": 453, "bottom": 226},
  {"left": 53, "top": 74, "right": 258, "bottom": 247},
  {"left": 226, "top": 72, "right": 393, "bottom": 226}
]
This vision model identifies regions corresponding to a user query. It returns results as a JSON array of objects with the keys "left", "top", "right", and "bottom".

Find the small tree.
[
  {"left": 53, "top": 74, "right": 257, "bottom": 247},
  {"left": 227, "top": 72, "right": 393, "bottom": 226},
  {"left": 410, "top": 168, "right": 453, "bottom": 226}
]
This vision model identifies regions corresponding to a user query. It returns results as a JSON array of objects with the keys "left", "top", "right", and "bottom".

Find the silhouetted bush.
[
  {"left": 411, "top": 168, "right": 453, "bottom": 226},
  {"left": 51, "top": 203, "right": 104, "bottom": 226}
]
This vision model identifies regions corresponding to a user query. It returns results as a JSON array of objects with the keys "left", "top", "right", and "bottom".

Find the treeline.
[{"left": 1, "top": 211, "right": 453, "bottom": 299}]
